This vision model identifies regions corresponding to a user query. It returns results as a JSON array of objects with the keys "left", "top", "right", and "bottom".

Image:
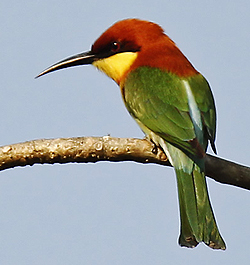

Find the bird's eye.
[{"left": 111, "top": 42, "right": 120, "bottom": 52}]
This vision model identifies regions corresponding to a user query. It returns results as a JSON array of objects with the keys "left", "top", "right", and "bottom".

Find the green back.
[{"left": 123, "top": 67, "right": 216, "bottom": 157}]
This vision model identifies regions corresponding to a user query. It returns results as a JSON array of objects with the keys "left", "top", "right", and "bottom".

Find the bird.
[{"left": 37, "top": 18, "right": 226, "bottom": 250}]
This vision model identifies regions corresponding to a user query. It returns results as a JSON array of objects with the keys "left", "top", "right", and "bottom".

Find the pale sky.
[{"left": 1, "top": 1, "right": 250, "bottom": 264}]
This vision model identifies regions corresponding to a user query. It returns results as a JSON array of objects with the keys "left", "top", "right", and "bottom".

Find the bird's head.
[{"left": 37, "top": 19, "right": 197, "bottom": 84}]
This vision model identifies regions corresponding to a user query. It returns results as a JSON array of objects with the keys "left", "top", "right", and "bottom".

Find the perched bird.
[{"left": 37, "top": 19, "right": 226, "bottom": 250}]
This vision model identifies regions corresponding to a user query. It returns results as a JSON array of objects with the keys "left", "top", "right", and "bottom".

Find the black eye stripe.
[{"left": 92, "top": 40, "right": 140, "bottom": 59}]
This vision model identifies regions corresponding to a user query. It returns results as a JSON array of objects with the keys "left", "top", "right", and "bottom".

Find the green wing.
[
  {"left": 123, "top": 66, "right": 225, "bottom": 249},
  {"left": 123, "top": 67, "right": 216, "bottom": 157}
]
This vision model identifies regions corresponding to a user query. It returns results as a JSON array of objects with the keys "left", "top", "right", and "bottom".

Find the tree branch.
[{"left": 0, "top": 136, "right": 249, "bottom": 190}]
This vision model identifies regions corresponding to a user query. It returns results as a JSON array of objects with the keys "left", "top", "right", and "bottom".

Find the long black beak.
[{"left": 36, "top": 51, "right": 95, "bottom": 78}]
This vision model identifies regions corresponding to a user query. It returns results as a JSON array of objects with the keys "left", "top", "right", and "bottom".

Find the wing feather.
[{"left": 123, "top": 67, "right": 216, "bottom": 156}]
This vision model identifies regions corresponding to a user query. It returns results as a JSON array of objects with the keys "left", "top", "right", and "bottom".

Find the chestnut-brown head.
[{"left": 37, "top": 19, "right": 197, "bottom": 82}]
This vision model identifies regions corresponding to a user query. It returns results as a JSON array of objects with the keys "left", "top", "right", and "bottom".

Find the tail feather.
[
  {"left": 162, "top": 141, "right": 226, "bottom": 250},
  {"left": 177, "top": 166, "right": 226, "bottom": 249},
  {"left": 176, "top": 168, "right": 199, "bottom": 248}
]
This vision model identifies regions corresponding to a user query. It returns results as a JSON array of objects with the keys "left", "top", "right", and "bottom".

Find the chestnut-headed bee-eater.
[{"left": 37, "top": 19, "right": 226, "bottom": 250}]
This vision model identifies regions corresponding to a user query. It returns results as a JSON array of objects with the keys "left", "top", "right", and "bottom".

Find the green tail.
[{"left": 164, "top": 142, "right": 226, "bottom": 250}]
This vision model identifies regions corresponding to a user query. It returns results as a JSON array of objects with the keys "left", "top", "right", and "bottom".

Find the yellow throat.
[{"left": 93, "top": 52, "right": 138, "bottom": 84}]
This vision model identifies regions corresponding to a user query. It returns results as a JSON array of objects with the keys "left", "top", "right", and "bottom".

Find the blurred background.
[{"left": 0, "top": 1, "right": 249, "bottom": 264}]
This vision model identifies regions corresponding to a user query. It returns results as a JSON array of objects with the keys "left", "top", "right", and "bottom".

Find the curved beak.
[{"left": 36, "top": 51, "right": 95, "bottom": 78}]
